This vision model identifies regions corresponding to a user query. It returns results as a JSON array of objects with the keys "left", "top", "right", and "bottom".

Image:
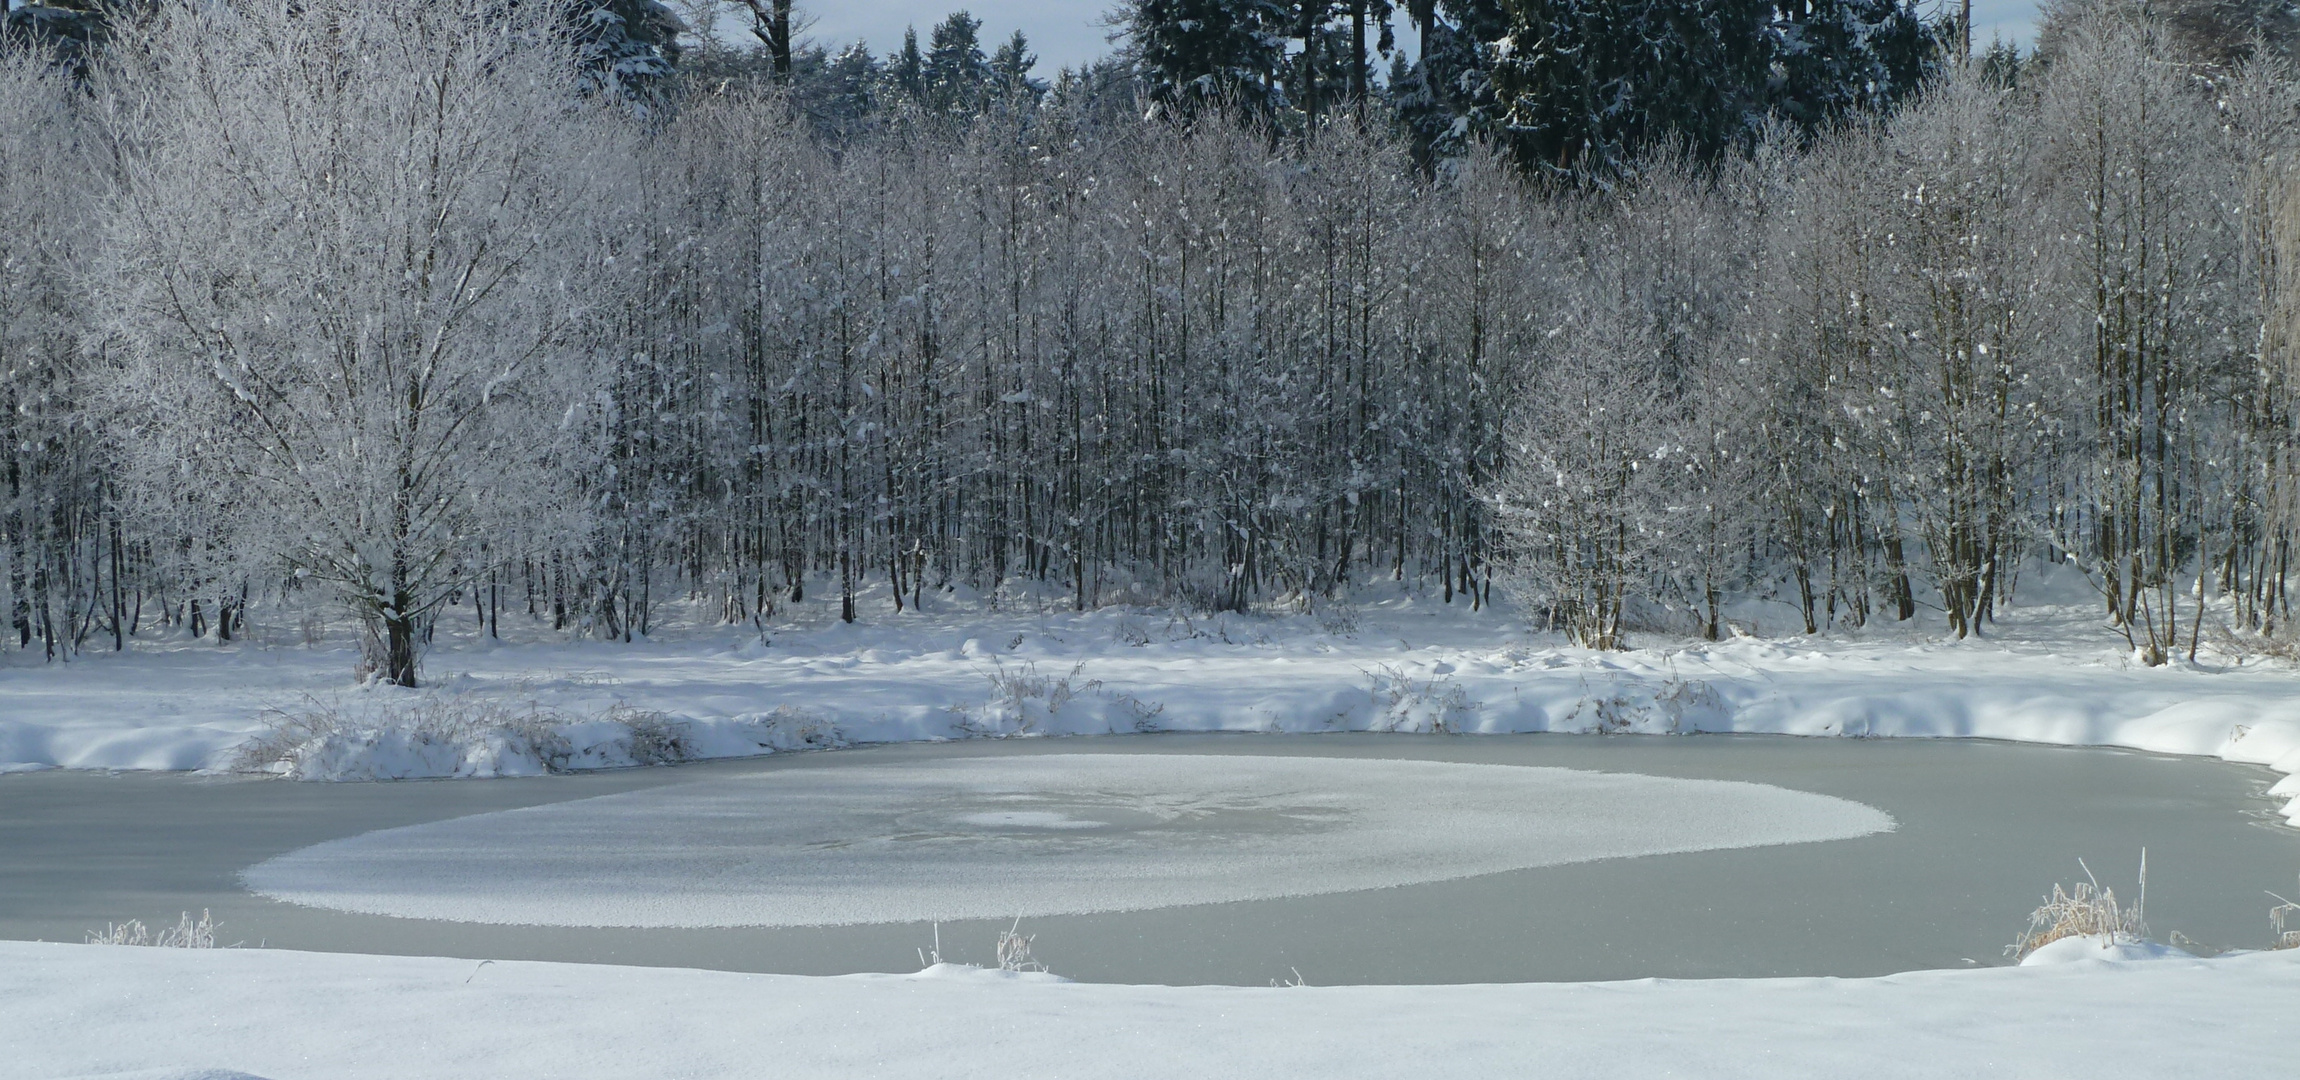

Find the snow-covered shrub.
[
  {"left": 2204, "top": 622, "right": 2300, "bottom": 667},
  {"left": 1564, "top": 675, "right": 1722, "bottom": 734},
  {"left": 608, "top": 707, "right": 691, "bottom": 766},
  {"left": 231, "top": 691, "right": 709, "bottom": 780},
  {"left": 232, "top": 692, "right": 571, "bottom": 780},
  {"left": 2008, "top": 856, "right": 2150, "bottom": 961},
  {"left": 1652, "top": 676, "right": 1725, "bottom": 729},
  {"left": 87, "top": 910, "right": 223, "bottom": 948},
  {"left": 1112, "top": 616, "right": 1154, "bottom": 647},
  {"left": 954, "top": 659, "right": 1100, "bottom": 736},
  {"left": 735, "top": 705, "right": 844, "bottom": 752},
  {"left": 1103, "top": 690, "right": 1168, "bottom": 733},
  {"left": 1314, "top": 598, "right": 1361, "bottom": 637},
  {"left": 1364, "top": 665, "right": 1477, "bottom": 733}
]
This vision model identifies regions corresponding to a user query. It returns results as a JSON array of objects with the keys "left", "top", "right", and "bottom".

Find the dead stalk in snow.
[
  {"left": 87, "top": 909, "right": 226, "bottom": 948},
  {"left": 996, "top": 918, "right": 1047, "bottom": 973},
  {"left": 2008, "top": 852, "right": 2148, "bottom": 960},
  {"left": 2271, "top": 880, "right": 2300, "bottom": 950}
]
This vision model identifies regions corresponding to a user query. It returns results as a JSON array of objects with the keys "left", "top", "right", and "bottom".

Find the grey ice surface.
[
  {"left": 239, "top": 755, "right": 1893, "bottom": 927},
  {"left": 5, "top": 733, "right": 2295, "bottom": 985}
]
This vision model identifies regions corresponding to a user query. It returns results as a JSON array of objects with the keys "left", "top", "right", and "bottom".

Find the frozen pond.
[
  {"left": 4, "top": 734, "right": 2296, "bottom": 985},
  {"left": 242, "top": 755, "right": 1893, "bottom": 927}
]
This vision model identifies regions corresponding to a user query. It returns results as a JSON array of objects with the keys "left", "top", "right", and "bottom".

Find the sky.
[{"left": 770, "top": 1, "right": 2047, "bottom": 76}]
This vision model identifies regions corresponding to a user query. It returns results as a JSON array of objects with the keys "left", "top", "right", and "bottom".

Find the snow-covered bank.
[
  {"left": 7, "top": 591, "right": 2300, "bottom": 819},
  {"left": 4, "top": 938, "right": 2293, "bottom": 1080}
]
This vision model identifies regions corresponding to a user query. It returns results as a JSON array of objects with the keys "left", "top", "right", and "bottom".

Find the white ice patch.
[{"left": 241, "top": 754, "right": 1894, "bottom": 928}]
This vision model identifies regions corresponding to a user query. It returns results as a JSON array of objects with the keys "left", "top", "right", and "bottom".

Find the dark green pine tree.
[
  {"left": 1121, "top": 0, "right": 1294, "bottom": 118},
  {"left": 888, "top": 26, "right": 926, "bottom": 101},
  {"left": 1387, "top": 0, "right": 1509, "bottom": 166},
  {"left": 989, "top": 30, "right": 1048, "bottom": 101},
  {"left": 922, "top": 10, "right": 993, "bottom": 113},
  {"left": 1285, "top": 0, "right": 1396, "bottom": 123},
  {"left": 1487, "top": 0, "right": 1778, "bottom": 184},
  {"left": 1769, "top": 0, "right": 1941, "bottom": 134},
  {"left": 2, "top": 0, "right": 127, "bottom": 80},
  {"left": 570, "top": 0, "right": 686, "bottom": 102}
]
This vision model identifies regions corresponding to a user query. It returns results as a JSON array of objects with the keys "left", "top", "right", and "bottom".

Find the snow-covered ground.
[
  {"left": 9, "top": 578, "right": 2300, "bottom": 1077},
  {"left": 7, "top": 938, "right": 2296, "bottom": 1080},
  {"left": 7, "top": 577, "right": 2300, "bottom": 819}
]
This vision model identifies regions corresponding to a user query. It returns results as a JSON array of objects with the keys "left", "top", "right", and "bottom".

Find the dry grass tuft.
[
  {"left": 87, "top": 909, "right": 225, "bottom": 948},
  {"left": 996, "top": 918, "right": 1047, "bottom": 973},
  {"left": 954, "top": 659, "right": 1100, "bottom": 736},
  {"left": 2007, "top": 854, "right": 2148, "bottom": 961}
]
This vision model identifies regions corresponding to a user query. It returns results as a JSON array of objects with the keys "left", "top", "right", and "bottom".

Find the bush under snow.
[{"left": 231, "top": 690, "right": 842, "bottom": 781}]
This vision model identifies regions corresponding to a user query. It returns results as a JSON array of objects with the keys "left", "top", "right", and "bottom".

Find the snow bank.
[
  {"left": 2016, "top": 934, "right": 2196, "bottom": 966},
  {"left": 239, "top": 755, "right": 1892, "bottom": 927},
  {"left": 7, "top": 596, "right": 2300, "bottom": 826},
  {"left": 6, "top": 940, "right": 2296, "bottom": 1080}
]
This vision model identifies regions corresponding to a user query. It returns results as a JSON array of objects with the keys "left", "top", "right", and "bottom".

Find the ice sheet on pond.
[{"left": 240, "top": 754, "right": 1893, "bottom": 928}]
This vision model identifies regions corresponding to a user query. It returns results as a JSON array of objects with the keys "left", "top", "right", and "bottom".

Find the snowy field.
[
  {"left": 9, "top": 581, "right": 2300, "bottom": 1077},
  {"left": 6, "top": 579, "right": 2300, "bottom": 821},
  {"left": 5, "top": 939, "right": 2297, "bottom": 1080}
]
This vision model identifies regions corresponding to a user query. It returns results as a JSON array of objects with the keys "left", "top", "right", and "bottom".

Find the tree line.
[{"left": 3, "top": 0, "right": 2298, "bottom": 683}]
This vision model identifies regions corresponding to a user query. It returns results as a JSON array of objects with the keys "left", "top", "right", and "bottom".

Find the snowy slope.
[
  {"left": 5, "top": 939, "right": 2294, "bottom": 1080},
  {"left": 7, "top": 586, "right": 2300, "bottom": 820}
]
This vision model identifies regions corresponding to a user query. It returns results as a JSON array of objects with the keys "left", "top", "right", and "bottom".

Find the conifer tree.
[{"left": 1121, "top": 0, "right": 1292, "bottom": 117}]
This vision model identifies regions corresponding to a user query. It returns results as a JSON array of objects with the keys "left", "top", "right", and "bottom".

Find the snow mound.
[
  {"left": 2017, "top": 935, "right": 2197, "bottom": 966},
  {"left": 242, "top": 754, "right": 1893, "bottom": 928},
  {"left": 903, "top": 962, "right": 1073, "bottom": 984},
  {"left": 8, "top": 940, "right": 2300, "bottom": 1080},
  {"left": 230, "top": 692, "right": 842, "bottom": 781},
  {"left": 62, "top": 1070, "right": 275, "bottom": 1080}
]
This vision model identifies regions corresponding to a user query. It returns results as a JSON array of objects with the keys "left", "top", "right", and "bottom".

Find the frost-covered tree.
[
  {"left": 93, "top": 0, "right": 640, "bottom": 684},
  {"left": 2030, "top": 14, "right": 2243, "bottom": 660},
  {"left": 0, "top": 49, "right": 106, "bottom": 657},
  {"left": 1867, "top": 72, "right": 2050, "bottom": 639}
]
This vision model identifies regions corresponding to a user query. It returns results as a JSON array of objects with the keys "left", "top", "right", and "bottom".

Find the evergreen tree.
[
  {"left": 1486, "top": 0, "right": 1778, "bottom": 183},
  {"left": 1481, "top": 0, "right": 1939, "bottom": 183},
  {"left": 1770, "top": 0, "right": 1939, "bottom": 134},
  {"left": 922, "top": 10, "right": 991, "bottom": 112},
  {"left": 2, "top": 0, "right": 123, "bottom": 80},
  {"left": 989, "top": 30, "right": 1047, "bottom": 101},
  {"left": 1121, "top": 0, "right": 1292, "bottom": 117},
  {"left": 888, "top": 26, "right": 925, "bottom": 100},
  {"left": 1388, "top": 0, "right": 1507, "bottom": 166},
  {"left": 570, "top": 0, "right": 687, "bottom": 101}
]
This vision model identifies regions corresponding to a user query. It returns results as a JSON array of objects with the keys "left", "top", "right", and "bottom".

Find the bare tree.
[{"left": 93, "top": 0, "right": 640, "bottom": 684}]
